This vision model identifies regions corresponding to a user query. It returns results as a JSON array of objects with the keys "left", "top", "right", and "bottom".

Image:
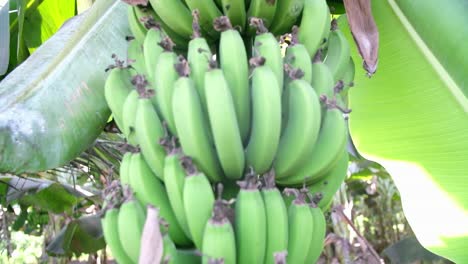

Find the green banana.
[
  {"left": 284, "top": 189, "right": 314, "bottom": 264},
  {"left": 134, "top": 93, "right": 166, "bottom": 181},
  {"left": 128, "top": 5, "right": 147, "bottom": 43},
  {"left": 119, "top": 151, "right": 132, "bottom": 186},
  {"left": 121, "top": 89, "right": 139, "bottom": 145},
  {"left": 161, "top": 236, "right": 203, "bottom": 263},
  {"left": 284, "top": 26, "right": 313, "bottom": 84},
  {"left": 324, "top": 24, "right": 351, "bottom": 82},
  {"left": 251, "top": 18, "right": 284, "bottom": 94},
  {"left": 140, "top": 25, "right": 165, "bottom": 111},
  {"left": 281, "top": 30, "right": 313, "bottom": 136},
  {"left": 118, "top": 197, "right": 146, "bottom": 263},
  {"left": 162, "top": 233, "right": 178, "bottom": 263},
  {"left": 128, "top": 151, "right": 192, "bottom": 246},
  {"left": 247, "top": 0, "right": 278, "bottom": 30},
  {"left": 143, "top": 27, "right": 165, "bottom": 83},
  {"left": 163, "top": 146, "right": 192, "bottom": 239},
  {"left": 245, "top": 58, "right": 282, "bottom": 174},
  {"left": 127, "top": 37, "right": 147, "bottom": 76},
  {"left": 220, "top": 0, "right": 246, "bottom": 32},
  {"left": 261, "top": 170, "right": 288, "bottom": 264},
  {"left": 134, "top": 5, "right": 190, "bottom": 50},
  {"left": 104, "top": 67, "right": 135, "bottom": 133},
  {"left": 342, "top": 57, "right": 355, "bottom": 87},
  {"left": 183, "top": 157, "right": 216, "bottom": 250},
  {"left": 172, "top": 75, "right": 223, "bottom": 182},
  {"left": 298, "top": 0, "right": 331, "bottom": 59},
  {"left": 305, "top": 203, "right": 327, "bottom": 263},
  {"left": 202, "top": 199, "right": 237, "bottom": 264},
  {"left": 187, "top": 12, "right": 212, "bottom": 110},
  {"left": 101, "top": 208, "right": 133, "bottom": 264},
  {"left": 153, "top": 42, "right": 180, "bottom": 135},
  {"left": 205, "top": 67, "right": 245, "bottom": 180},
  {"left": 308, "top": 147, "right": 349, "bottom": 210},
  {"left": 149, "top": 0, "right": 193, "bottom": 39},
  {"left": 277, "top": 107, "right": 347, "bottom": 186},
  {"left": 311, "top": 54, "right": 335, "bottom": 100},
  {"left": 184, "top": 0, "right": 222, "bottom": 39},
  {"left": 215, "top": 17, "right": 251, "bottom": 143},
  {"left": 339, "top": 57, "right": 355, "bottom": 102},
  {"left": 274, "top": 78, "right": 322, "bottom": 179},
  {"left": 269, "top": 0, "right": 304, "bottom": 35},
  {"left": 235, "top": 174, "right": 267, "bottom": 264}
]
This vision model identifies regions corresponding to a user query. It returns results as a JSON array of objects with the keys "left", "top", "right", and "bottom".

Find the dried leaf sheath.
[{"left": 343, "top": 0, "right": 379, "bottom": 76}]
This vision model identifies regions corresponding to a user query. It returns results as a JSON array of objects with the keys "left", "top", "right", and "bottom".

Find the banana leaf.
[
  {"left": 343, "top": 0, "right": 468, "bottom": 262},
  {"left": 0, "top": 0, "right": 130, "bottom": 174},
  {"left": 21, "top": 0, "right": 76, "bottom": 54},
  {"left": 0, "top": 0, "right": 9, "bottom": 75},
  {"left": 0, "top": 175, "right": 97, "bottom": 213},
  {"left": 46, "top": 214, "right": 106, "bottom": 256}
]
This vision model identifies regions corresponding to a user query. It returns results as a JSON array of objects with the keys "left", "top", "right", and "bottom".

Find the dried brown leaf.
[{"left": 343, "top": 0, "right": 379, "bottom": 76}]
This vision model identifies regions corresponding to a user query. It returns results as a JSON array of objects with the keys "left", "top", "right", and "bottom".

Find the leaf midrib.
[{"left": 387, "top": 0, "right": 468, "bottom": 113}]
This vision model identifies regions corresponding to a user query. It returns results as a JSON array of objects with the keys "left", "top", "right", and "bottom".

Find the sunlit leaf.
[
  {"left": 342, "top": 0, "right": 468, "bottom": 262},
  {"left": 23, "top": 0, "right": 76, "bottom": 53}
]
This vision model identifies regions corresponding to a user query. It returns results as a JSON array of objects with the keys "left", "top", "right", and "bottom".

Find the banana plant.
[
  {"left": 1, "top": 0, "right": 467, "bottom": 262},
  {"left": 343, "top": 0, "right": 468, "bottom": 262},
  {"left": 0, "top": 0, "right": 129, "bottom": 173}
]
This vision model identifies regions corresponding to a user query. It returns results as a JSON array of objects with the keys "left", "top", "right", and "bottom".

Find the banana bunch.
[
  {"left": 100, "top": 181, "right": 201, "bottom": 263},
  {"left": 127, "top": 0, "right": 305, "bottom": 45},
  {"left": 199, "top": 171, "right": 326, "bottom": 264},
  {"left": 102, "top": 0, "right": 356, "bottom": 262}
]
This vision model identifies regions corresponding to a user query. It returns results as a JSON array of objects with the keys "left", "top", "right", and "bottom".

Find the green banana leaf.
[
  {"left": 19, "top": 0, "right": 76, "bottom": 54},
  {"left": 0, "top": 0, "right": 130, "bottom": 174},
  {"left": 4, "top": 0, "right": 77, "bottom": 76},
  {"left": 46, "top": 214, "right": 106, "bottom": 256},
  {"left": 343, "top": 0, "right": 468, "bottom": 262},
  {"left": 0, "top": 0, "right": 9, "bottom": 75}
]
